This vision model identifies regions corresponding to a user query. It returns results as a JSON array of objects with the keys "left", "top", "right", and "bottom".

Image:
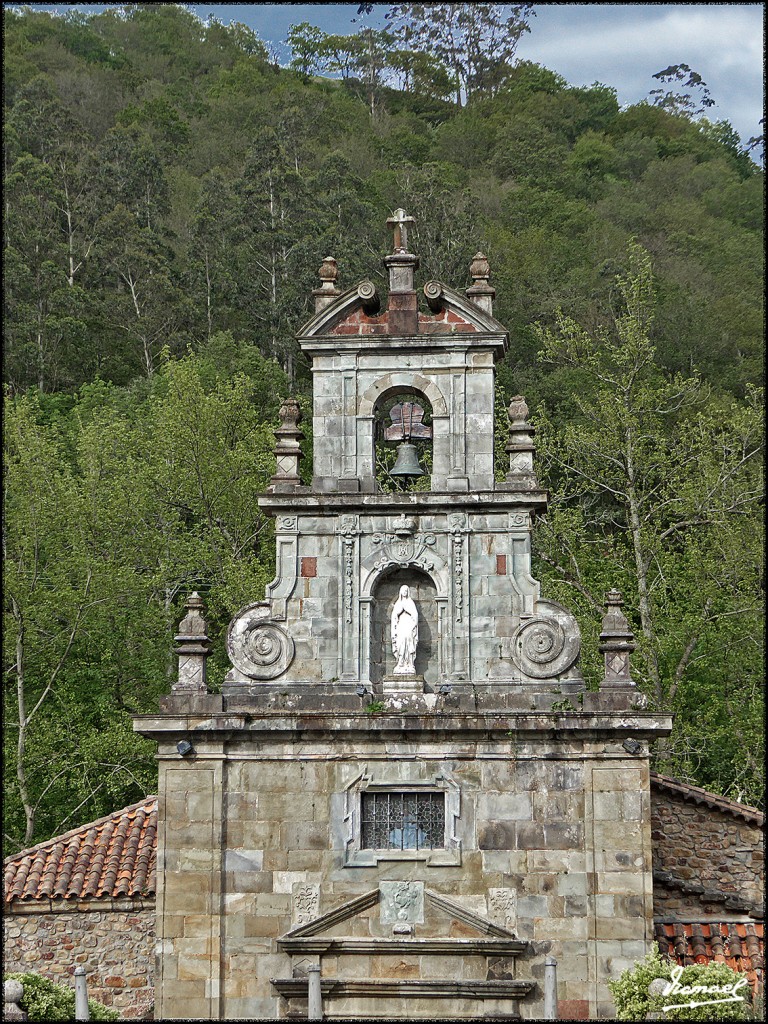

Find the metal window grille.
[{"left": 360, "top": 791, "right": 445, "bottom": 850}]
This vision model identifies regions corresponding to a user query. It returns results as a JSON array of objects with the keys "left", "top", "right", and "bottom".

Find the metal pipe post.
[
  {"left": 307, "top": 964, "right": 322, "bottom": 1021},
  {"left": 74, "top": 967, "right": 90, "bottom": 1021},
  {"left": 544, "top": 956, "right": 558, "bottom": 1020}
]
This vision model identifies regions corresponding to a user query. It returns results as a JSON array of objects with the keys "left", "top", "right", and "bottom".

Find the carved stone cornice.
[{"left": 277, "top": 936, "right": 527, "bottom": 955}]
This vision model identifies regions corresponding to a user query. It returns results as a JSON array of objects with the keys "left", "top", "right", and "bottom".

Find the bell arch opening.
[
  {"left": 370, "top": 567, "right": 438, "bottom": 688},
  {"left": 373, "top": 388, "right": 433, "bottom": 493}
]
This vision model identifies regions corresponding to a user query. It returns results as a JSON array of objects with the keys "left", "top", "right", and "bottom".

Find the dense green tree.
[
  {"left": 3, "top": 352, "right": 286, "bottom": 853},
  {"left": 382, "top": 3, "right": 534, "bottom": 104},
  {"left": 531, "top": 243, "right": 764, "bottom": 803},
  {"left": 2, "top": 3, "right": 764, "bottom": 846}
]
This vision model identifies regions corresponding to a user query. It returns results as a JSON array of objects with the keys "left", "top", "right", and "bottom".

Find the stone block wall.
[
  {"left": 650, "top": 786, "right": 764, "bottom": 915},
  {"left": 149, "top": 717, "right": 662, "bottom": 1020},
  {"left": 309, "top": 348, "right": 497, "bottom": 492},
  {"left": 3, "top": 899, "right": 155, "bottom": 1019}
]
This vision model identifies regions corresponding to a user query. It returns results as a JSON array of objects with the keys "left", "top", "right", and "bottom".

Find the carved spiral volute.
[
  {"left": 227, "top": 606, "right": 295, "bottom": 680},
  {"left": 511, "top": 604, "right": 580, "bottom": 679}
]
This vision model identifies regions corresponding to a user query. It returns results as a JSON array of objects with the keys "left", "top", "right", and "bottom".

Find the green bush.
[
  {"left": 608, "top": 947, "right": 752, "bottom": 1020},
  {"left": 4, "top": 973, "right": 119, "bottom": 1022}
]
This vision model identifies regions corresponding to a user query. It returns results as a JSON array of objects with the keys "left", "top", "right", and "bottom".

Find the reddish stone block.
[
  {"left": 301, "top": 557, "right": 317, "bottom": 578},
  {"left": 558, "top": 998, "right": 589, "bottom": 1019},
  {"left": 496, "top": 554, "right": 507, "bottom": 575}
]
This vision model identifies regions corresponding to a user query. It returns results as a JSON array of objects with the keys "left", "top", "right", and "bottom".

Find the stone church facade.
[{"left": 132, "top": 212, "right": 677, "bottom": 1020}]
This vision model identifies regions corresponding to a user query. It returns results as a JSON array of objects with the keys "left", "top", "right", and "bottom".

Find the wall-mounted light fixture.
[
  {"left": 176, "top": 739, "right": 194, "bottom": 757},
  {"left": 622, "top": 738, "right": 642, "bottom": 755},
  {"left": 356, "top": 685, "right": 369, "bottom": 697}
]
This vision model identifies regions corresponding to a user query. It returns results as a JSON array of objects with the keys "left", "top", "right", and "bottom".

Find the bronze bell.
[{"left": 390, "top": 441, "right": 424, "bottom": 479}]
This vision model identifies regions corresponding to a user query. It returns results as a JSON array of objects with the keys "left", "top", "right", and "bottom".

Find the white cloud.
[{"left": 517, "top": 4, "right": 764, "bottom": 141}]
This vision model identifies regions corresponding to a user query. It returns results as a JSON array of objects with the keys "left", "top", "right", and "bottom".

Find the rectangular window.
[{"left": 360, "top": 791, "right": 445, "bottom": 851}]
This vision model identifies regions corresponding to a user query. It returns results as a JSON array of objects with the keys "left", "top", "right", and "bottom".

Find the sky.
[{"left": 14, "top": 3, "right": 766, "bottom": 145}]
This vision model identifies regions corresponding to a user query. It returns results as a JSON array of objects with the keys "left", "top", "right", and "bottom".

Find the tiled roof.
[
  {"left": 4, "top": 797, "right": 156, "bottom": 903},
  {"left": 654, "top": 921, "right": 764, "bottom": 994},
  {"left": 650, "top": 772, "right": 764, "bottom": 824}
]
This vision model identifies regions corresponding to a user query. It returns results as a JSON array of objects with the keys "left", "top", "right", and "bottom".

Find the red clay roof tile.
[
  {"left": 3, "top": 797, "right": 156, "bottom": 904},
  {"left": 654, "top": 922, "right": 764, "bottom": 994}
]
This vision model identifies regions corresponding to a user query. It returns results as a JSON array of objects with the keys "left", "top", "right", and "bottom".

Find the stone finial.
[
  {"left": 466, "top": 251, "right": 495, "bottom": 314},
  {"left": 312, "top": 256, "right": 341, "bottom": 312},
  {"left": 269, "top": 397, "right": 305, "bottom": 491},
  {"left": 173, "top": 592, "right": 211, "bottom": 694},
  {"left": 507, "top": 395, "right": 529, "bottom": 424},
  {"left": 599, "top": 589, "right": 637, "bottom": 690},
  {"left": 503, "top": 395, "right": 538, "bottom": 490}
]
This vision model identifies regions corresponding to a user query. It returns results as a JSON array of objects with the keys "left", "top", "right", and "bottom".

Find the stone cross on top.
[{"left": 387, "top": 208, "right": 415, "bottom": 253}]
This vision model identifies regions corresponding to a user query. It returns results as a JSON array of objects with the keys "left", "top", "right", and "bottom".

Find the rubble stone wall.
[
  {"left": 3, "top": 899, "right": 155, "bottom": 1019},
  {"left": 651, "top": 787, "right": 764, "bottom": 915}
]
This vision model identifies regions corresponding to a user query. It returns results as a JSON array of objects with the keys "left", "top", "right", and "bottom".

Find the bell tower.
[
  {"left": 223, "top": 208, "right": 588, "bottom": 701},
  {"left": 137, "top": 211, "right": 672, "bottom": 1022}
]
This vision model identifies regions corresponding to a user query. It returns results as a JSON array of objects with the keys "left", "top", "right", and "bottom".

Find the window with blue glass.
[{"left": 360, "top": 791, "right": 445, "bottom": 850}]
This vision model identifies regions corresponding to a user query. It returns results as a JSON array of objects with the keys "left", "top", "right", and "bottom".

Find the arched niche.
[
  {"left": 370, "top": 567, "right": 439, "bottom": 689},
  {"left": 373, "top": 387, "right": 433, "bottom": 492},
  {"left": 358, "top": 374, "right": 449, "bottom": 489}
]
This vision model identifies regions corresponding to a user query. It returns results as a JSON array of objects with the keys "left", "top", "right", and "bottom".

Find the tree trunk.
[
  {"left": 12, "top": 600, "right": 36, "bottom": 847},
  {"left": 204, "top": 249, "right": 212, "bottom": 341},
  {"left": 624, "top": 431, "right": 662, "bottom": 703}
]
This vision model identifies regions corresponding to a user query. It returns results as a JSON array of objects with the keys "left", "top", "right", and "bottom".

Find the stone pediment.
[
  {"left": 297, "top": 281, "right": 508, "bottom": 343},
  {"left": 277, "top": 885, "right": 527, "bottom": 956},
  {"left": 273, "top": 884, "right": 534, "bottom": 1011}
]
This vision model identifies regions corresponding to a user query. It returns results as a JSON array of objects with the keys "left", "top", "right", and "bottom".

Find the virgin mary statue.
[{"left": 391, "top": 585, "right": 418, "bottom": 675}]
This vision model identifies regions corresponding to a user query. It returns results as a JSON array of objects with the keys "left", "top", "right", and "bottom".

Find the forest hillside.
[{"left": 3, "top": 4, "right": 764, "bottom": 855}]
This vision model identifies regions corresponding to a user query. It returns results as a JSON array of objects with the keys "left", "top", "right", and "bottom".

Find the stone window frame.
[{"left": 343, "top": 766, "right": 461, "bottom": 867}]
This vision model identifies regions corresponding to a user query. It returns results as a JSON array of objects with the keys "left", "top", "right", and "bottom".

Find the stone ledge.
[
  {"left": 257, "top": 491, "right": 548, "bottom": 514},
  {"left": 298, "top": 332, "right": 509, "bottom": 356},
  {"left": 277, "top": 937, "right": 528, "bottom": 956},
  {"left": 134, "top": 710, "right": 673, "bottom": 742},
  {"left": 270, "top": 977, "right": 535, "bottom": 999},
  {"left": 5, "top": 897, "right": 155, "bottom": 914}
]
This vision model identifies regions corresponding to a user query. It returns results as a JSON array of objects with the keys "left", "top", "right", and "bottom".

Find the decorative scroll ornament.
[
  {"left": 227, "top": 607, "right": 295, "bottom": 680},
  {"left": 511, "top": 608, "right": 580, "bottom": 679}
]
